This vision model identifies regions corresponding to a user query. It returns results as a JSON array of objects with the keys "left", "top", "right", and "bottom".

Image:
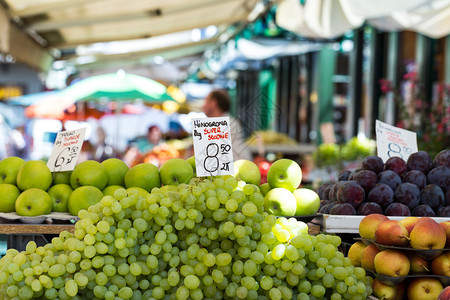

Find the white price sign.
[
  {"left": 192, "top": 117, "right": 234, "bottom": 177},
  {"left": 375, "top": 120, "right": 418, "bottom": 163},
  {"left": 47, "top": 128, "right": 87, "bottom": 172}
]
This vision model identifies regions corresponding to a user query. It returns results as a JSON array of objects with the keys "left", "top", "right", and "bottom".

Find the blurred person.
[
  {"left": 122, "top": 125, "right": 164, "bottom": 166},
  {"left": 166, "top": 121, "right": 188, "bottom": 140},
  {"left": 7, "top": 125, "right": 32, "bottom": 159},
  {"left": 78, "top": 140, "right": 95, "bottom": 163},
  {"left": 203, "top": 90, "right": 252, "bottom": 161},
  {"left": 94, "top": 126, "right": 114, "bottom": 161},
  {"left": 0, "top": 115, "right": 10, "bottom": 159}
]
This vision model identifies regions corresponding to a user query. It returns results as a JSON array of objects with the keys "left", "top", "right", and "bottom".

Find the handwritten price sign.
[
  {"left": 47, "top": 128, "right": 87, "bottom": 172},
  {"left": 375, "top": 120, "right": 418, "bottom": 163},
  {"left": 192, "top": 117, "right": 234, "bottom": 177}
]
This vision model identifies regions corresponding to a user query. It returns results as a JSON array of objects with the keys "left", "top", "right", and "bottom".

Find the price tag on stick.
[
  {"left": 47, "top": 128, "right": 87, "bottom": 172},
  {"left": 192, "top": 117, "right": 234, "bottom": 177},
  {"left": 375, "top": 120, "right": 418, "bottom": 163}
]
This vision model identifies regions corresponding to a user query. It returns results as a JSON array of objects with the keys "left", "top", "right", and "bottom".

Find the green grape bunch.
[{"left": 0, "top": 176, "right": 372, "bottom": 300}]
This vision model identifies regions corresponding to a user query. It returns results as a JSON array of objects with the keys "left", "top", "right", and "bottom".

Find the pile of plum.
[{"left": 318, "top": 150, "right": 450, "bottom": 217}]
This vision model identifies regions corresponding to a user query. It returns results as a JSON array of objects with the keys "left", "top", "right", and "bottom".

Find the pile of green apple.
[
  {"left": 0, "top": 157, "right": 130, "bottom": 217},
  {"left": 234, "top": 159, "right": 320, "bottom": 217},
  {"left": 348, "top": 214, "right": 450, "bottom": 300}
]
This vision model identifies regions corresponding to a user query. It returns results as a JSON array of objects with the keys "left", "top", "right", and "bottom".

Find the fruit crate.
[{"left": 319, "top": 214, "right": 450, "bottom": 233}]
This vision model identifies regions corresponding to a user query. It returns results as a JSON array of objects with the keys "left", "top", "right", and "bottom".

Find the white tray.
[
  {"left": 319, "top": 214, "right": 450, "bottom": 233},
  {"left": 0, "top": 212, "right": 79, "bottom": 224}
]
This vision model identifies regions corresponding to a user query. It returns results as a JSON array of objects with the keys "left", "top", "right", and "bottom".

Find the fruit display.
[
  {"left": 348, "top": 214, "right": 450, "bottom": 300},
  {"left": 0, "top": 157, "right": 132, "bottom": 217},
  {"left": 0, "top": 157, "right": 374, "bottom": 299},
  {"left": 318, "top": 149, "right": 450, "bottom": 217},
  {"left": 245, "top": 130, "right": 299, "bottom": 146},
  {"left": 313, "top": 137, "right": 376, "bottom": 169},
  {"left": 233, "top": 158, "right": 321, "bottom": 217}
]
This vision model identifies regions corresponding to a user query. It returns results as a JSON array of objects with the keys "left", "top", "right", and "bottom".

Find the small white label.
[
  {"left": 192, "top": 117, "right": 234, "bottom": 177},
  {"left": 47, "top": 128, "right": 87, "bottom": 172},
  {"left": 375, "top": 120, "right": 418, "bottom": 162}
]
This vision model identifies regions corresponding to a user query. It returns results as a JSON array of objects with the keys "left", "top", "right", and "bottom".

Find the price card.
[
  {"left": 192, "top": 117, "right": 234, "bottom": 177},
  {"left": 375, "top": 120, "right": 418, "bottom": 162},
  {"left": 47, "top": 128, "right": 87, "bottom": 172}
]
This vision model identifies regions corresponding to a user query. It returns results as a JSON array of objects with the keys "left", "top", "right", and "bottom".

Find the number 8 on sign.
[
  {"left": 204, "top": 143, "right": 219, "bottom": 173},
  {"left": 388, "top": 142, "right": 402, "bottom": 159}
]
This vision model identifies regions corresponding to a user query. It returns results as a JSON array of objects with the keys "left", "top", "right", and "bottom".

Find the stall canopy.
[
  {"left": 1, "top": 0, "right": 260, "bottom": 71},
  {"left": 276, "top": 0, "right": 450, "bottom": 39},
  {"left": 25, "top": 71, "right": 175, "bottom": 119}
]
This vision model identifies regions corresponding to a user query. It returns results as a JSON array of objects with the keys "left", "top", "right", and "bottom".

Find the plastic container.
[
  {"left": 355, "top": 237, "right": 449, "bottom": 260},
  {"left": 0, "top": 212, "right": 79, "bottom": 224},
  {"left": 365, "top": 269, "right": 450, "bottom": 286}
]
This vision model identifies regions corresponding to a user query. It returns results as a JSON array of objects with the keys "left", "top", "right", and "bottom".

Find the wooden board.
[{"left": 0, "top": 224, "right": 75, "bottom": 235}]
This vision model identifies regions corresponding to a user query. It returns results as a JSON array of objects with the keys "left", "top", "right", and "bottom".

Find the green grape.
[
  {"left": 356, "top": 281, "right": 366, "bottom": 293},
  {"left": 322, "top": 272, "right": 335, "bottom": 288},
  {"left": 353, "top": 267, "right": 366, "bottom": 280},
  {"left": 66, "top": 262, "right": 77, "bottom": 274},
  {"left": 272, "top": 244, "right": 286, "bottom": 260},
  {"left": 216, "top": 253, "right": 232, "bottom": 266},
  {"left": 333, "top": 266, "right": 348, "bottom": 280},
  {"left": 244, "top": 260, "right": 257, "bottom": 277},
  {"left": 184, "top": 274, "right": 200, "bottom": 289},
  {"left": 260, "top": 275, "right": 273, "bottom": 290},
  {"left": 18, "top": 285, "right": 33, "bottom": 300},
  {"left": 12, "top": 270, "right": 23, "bottom": 282},
  {"left": 345, "top": 276, "right": 356, "bottom": 286},
  {"left": 336, "top": 281, "right": 347, "bottom": 294},
  {"left": 269, "top": 287, "right": 282, "bottom": 300},
  {"left": 64, "top": 279, "right": 78, "bottom": 297},
  {"left": 330, "top": 292, "right": 342, "bottom": 300},
  {"left": 348, "top": 285, "right": 358, "bottom": 295},
  {"left": 298, "top": 279, "right": 311, "bottom": 293}
]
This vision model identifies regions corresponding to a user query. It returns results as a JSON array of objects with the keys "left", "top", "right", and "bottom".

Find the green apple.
[
  {"left": 127, "top": 187, "right": 149, "bottom": 198},
  {"left": 186, "top": 156, "right": 196, "bottom": 173},
  {"left": 101, "top": 158, "right": 129, "bottom": 186},
  {"left": 159, "top": 158, "right": 193, "bottom": 186},
  {"left": 263, "top": 187, "right": 297, "bottom": 216},
  {"left": 102, "top": 185, "right": 124, "bottom": 197},
  {"left": 267, "top": 159, "right": 302, "bottom": 192},
  {"left": 0, "top": 156, "right": 25, "bottom": 185},
  {"left": 70, "top": 160, "right": 108, "bottom": 190},
  {"left": 52, "top": 171, "right": 72, "bottom": 185},
  {"left": 0, "top": 183, "right": 21, "bottom": 212},
  {"left": 293, "top": 188, "right": 320, "bottom": 216},
  {"left": 16, "top": 160, "right": 52, "bottom": 191},
  {"left": 124, "top": 163, "right": 160, "bottom": 192},
  {"left": 15, "top": 188, "right": 52, "bottom": 216},
  {"left": 233, "top": 159, "right": 261, "bottom": 186},
  {"left": 48, "top": 184, "right": 73, "bottom": 212},
  {"left": 260, "top": 183, "right": 271, "bottom": 196},
  {"left": 68, "top": 186, "right": 103, "bottom": 216}
]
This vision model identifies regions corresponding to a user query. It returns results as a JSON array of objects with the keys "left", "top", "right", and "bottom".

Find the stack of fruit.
[
  {"left": 318, "top": 149, "right": 450, "bottom": 217},
  {"left": 0, "top": 157, "right": 135, "bottom": 217},
  {"left": 234, "top": 159, "right": 321, "bottom": 217},
  {"left": 0, "top": 156, "right": 373, "bottom": 299},
  {"left": 348, "top": 214, "right": 450, "bottom": 300}
]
